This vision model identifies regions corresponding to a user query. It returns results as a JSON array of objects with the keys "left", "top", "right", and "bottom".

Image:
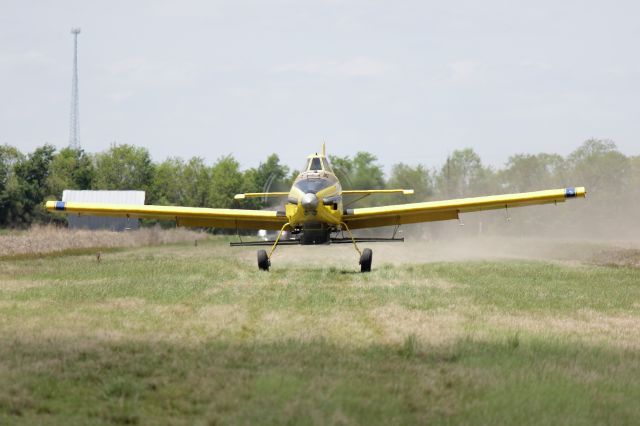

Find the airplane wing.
[
  {"left": 45, "top": 201, "right": 288, "bottom": 230},
  {"left": 342, "top": 187, "right": 586, "bottom": 229}
]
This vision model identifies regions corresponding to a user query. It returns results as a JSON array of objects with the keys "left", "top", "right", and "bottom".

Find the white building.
[{"left": 62, "top": 190, "right": 145, "bottom": 231}]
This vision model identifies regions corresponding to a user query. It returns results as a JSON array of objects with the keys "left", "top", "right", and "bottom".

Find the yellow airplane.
[{"left": 46, "top": 145, "right": 586, "bottom": 272}]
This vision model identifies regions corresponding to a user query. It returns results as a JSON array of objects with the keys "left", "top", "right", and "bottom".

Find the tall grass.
[{"left": 0, "top": 225, "right": 206, "bottom": 258}]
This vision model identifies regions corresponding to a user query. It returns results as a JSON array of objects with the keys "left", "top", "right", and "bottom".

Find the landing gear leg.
[
  {"left": 359, "top": 248, "right": 373, "bottom": 273},
  {"left": 257, "top": 223, "right": 290, "bottom": 271},
  {"left": 340, "top": 222, "right": 373, "bottom": 273}
]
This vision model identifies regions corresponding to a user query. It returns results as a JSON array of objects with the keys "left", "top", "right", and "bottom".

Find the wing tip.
[
  {"left": 45, "top": 200, "right": 65, "bottom": 211},
  {"left": 565, "top": 187, "right": 586, "bottom": 198}
]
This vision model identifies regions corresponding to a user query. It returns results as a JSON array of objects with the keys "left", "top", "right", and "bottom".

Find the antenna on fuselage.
[{"left": 322, "top": 142, "right": 326, "bottom": 157}]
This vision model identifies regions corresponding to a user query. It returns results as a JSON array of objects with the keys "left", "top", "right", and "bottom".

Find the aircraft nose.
[{"left": 301, "top": 193, "right": 318, "bottom": 211}]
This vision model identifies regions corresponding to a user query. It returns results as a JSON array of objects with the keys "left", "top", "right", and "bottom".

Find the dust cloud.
[
  {"left": 264, "top": 191, "right": 640, "bottom": 268},
  {"left": 262, "top": 236, "right": 640, "bottom": 269},
  {"left": 334, "top": 186, "right": 640, "bottom": 268}
]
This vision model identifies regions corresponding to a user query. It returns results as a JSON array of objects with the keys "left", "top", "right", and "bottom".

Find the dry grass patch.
[
  {"left": 0, "top": 225, "right": 207, "bottom": 258},
  {"left": 252, "top": 309, "right": 380, "bottom": 345},
  {"left": 485, "top": 310, "right": 640, "bottom": 349},
  {"left": 190, "top": 305, "right": 249, "bottom": 338},
  {"left": 371, "top": 304, "right": 467, "bottom": 346},
  {"left": 589, "top": 247, "right": 640, "bottom": 268},
  {"left": 98, "top": 297, "right": 147, "bottom": 310},
  {"left": 0, "top": 280, "right": 51, "bottom": 292},
  {"left": 348, "top": 274, "right": 461, "bottom": 290}
]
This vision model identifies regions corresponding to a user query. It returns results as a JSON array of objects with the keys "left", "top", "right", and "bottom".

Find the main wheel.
[
  {"left": 359, "top": 248, "right": 372, "bottom": 273},
  {"left": 257, "top": 250, "right": 270, "bottom": 271}
]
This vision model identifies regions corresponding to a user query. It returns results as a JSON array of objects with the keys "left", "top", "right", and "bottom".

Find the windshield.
[
  {"left": 295, "top": 179, "right": 332, "bottom": 194},
  {"left": 302, "top": 157, "right": 325, "bottom": 172},
  {"left": 309, "top": 157, "right": 322, "bottom": 171}
]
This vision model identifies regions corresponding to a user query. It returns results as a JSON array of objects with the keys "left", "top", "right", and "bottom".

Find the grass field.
[{"left": 1, "top": 236, "right": 639, "bottom": 425}]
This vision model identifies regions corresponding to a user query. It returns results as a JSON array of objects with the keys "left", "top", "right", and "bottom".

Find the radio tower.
[{"left": 69, "top": 27, "right": 81, "bottom": 149}]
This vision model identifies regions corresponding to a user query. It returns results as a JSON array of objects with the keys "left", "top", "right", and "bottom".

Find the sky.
[{"left": 1, "top": 0, "right": 638, "bottom": 172}]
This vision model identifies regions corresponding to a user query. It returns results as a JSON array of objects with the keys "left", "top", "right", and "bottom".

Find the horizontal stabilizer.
[{"left": 234, "top": 192, "right": 289, "bottom": 200}]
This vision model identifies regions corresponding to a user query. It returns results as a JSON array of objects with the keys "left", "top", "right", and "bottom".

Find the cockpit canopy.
[
  {"left": 294, "top": 178, "right": 333, "bottom": 194},
  {"left": 303, "top": 156, "right": 333, "bottom": 173}
]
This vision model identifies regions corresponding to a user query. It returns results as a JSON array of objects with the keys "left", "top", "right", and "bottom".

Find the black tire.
[
  {"left": 257, "top": 250, "right": 270, "bottom": 271},
  {"left": 359, "top": 248, "right": 373, "bottom": 273}
]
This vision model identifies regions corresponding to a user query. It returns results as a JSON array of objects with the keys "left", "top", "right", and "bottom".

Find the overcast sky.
[{"left": 1, "top": 0, "right": 638, "bottom": 171}]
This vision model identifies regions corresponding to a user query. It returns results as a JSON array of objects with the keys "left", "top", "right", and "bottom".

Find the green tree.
[
  {"left": 47, "top": 147, "right": 94, "bottom": 198},
  {"left": 435, "top": 148, "right": 494, "bottom": 198},
  {"left": 242, "top": 154, "right": 289, "bottom": 208},
  {"left": 352, "top": 152, "right": 385, "bottom": 190},
  {"left": 0, "top": 145, "right": 22, "bottom": 194},
  {"left": 182, "top": 157, "right": 210, "bottom": 207},
  {"left": 209, "top": 156, "right": 243, "bottom": 208},
  {"left": 387, "top": 163, "right": 434, "bottom": 201},
  {"left": 73, "top": 149, "right": 95, "bottom": 190},
  {"left": 94, "top": 144, "right": 154, "bottom": 192},
  {"left": 151, "top": 157, "right": 185, "bottom": 205},
  {"left": 0, "top": 145, "right": 25, "bottom": 226},
  {"left": 13, "top": 144, "right": 56, "bottom": 225},
  {"left": 565, "top": 139, "right": 632, "bottom": 236},
  {"left": 500, "top": 153, "right": 565, "bottom": 193},
  {"left": 328, "top": 155, "right": 354, "bottom": 187},
  {"left": 328, "top": 152, "right": 384, "bottom": 190},
  {"left": 567, "top": 139, "right": 629, "bottom": 192}
]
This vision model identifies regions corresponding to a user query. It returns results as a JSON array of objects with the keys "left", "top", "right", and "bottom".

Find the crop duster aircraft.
[{"left": 46, "top": 145, "right": 586, "bottom": 272}]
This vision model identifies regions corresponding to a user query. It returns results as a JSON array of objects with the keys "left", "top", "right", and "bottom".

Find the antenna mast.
[{"left": 69, "top": 27, "right": 81, "bottom": 149}]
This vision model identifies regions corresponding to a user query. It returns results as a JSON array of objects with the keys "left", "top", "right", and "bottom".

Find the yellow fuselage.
[
  {"left": 286, "top": 170, "right": 343, "bottom": 227},
  {"left": 283, "top": 155, "right": 344, "bottom": 243}
]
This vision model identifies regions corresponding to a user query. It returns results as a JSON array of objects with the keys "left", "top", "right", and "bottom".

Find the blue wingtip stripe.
[
  {"left": 55, "top": 201, "right": 65, "bottom": 211},
  {"left": 565, "top": 187, "right": 576, "bottom": 198}
]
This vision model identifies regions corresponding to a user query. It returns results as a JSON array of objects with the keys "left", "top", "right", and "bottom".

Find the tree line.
[{"left": 1, "top": 140, "right": 638, "bottom": 235}]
